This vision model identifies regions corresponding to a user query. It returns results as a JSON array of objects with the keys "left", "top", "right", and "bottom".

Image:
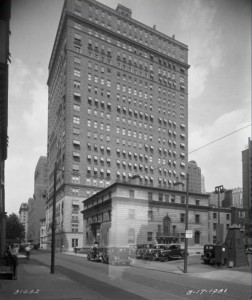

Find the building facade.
[
  {"left": 82, "top": 182, "right": 210, "bottom": 247},
  {"left": 19, "top": 202, "right": 29, "bottom": 242},
  {"left": 82, "top": 182, "right": 246, "bottom": 247},
  {"left": 47, "top": 0, "right": 189, "bottom": 250}
]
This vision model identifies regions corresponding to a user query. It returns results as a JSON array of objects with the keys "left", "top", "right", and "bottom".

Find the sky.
[{"left": 6, "top": 0, "right": 251, "bottom": 215}]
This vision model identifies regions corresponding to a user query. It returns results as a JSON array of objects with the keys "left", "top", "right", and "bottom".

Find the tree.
[{"left": 6, "top": 213, "right": 25, "bottom": 241}]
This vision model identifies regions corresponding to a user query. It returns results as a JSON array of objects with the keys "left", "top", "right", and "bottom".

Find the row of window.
[{"left": 86, "top": 5, "right": 185, "bottom": 62}]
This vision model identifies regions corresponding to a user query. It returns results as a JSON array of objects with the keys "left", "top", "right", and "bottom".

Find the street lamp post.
[{"left": 214, "top": 185, "right": 225, "bottom": 244}]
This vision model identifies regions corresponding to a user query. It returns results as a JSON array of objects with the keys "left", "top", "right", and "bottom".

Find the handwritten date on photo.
[
  {"left": 186, "top": 288, "right": 227, "bottom": 296},
  {"left": 13, "top": 289, "right": 39, "bottom": 295}
]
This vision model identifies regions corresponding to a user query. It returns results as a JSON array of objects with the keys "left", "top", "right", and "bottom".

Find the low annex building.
[{"left": 82, "top": 181, "right": 210, "bottom": 247}]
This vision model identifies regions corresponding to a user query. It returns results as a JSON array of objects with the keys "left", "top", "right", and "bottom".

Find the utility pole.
[
  {"left": 214, "top": 185, "right": 225, "bottom": 244},
  {"left": 50, "top": 163, "right": 57, "bottom": 274},
  {"left": 184, "top": 173, "right": 189, "bottom": 273}
]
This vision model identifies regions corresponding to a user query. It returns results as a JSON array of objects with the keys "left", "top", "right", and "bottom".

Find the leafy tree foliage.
[{"left": 6, "top": 213, "right": 25, "bottom": 241}]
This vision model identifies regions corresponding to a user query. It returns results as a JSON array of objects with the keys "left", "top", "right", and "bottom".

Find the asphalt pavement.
[{"left": 0, "top": 250, "right": 251, "bottom": 300}]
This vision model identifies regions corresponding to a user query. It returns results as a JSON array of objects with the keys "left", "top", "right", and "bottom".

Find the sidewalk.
[{"left": 0, "top": 257, "right": 101, "bottom": 300}]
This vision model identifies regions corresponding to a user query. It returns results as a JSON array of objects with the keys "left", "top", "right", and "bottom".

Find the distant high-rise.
[
  {"left": 201, "top": 174, "right": 206, "bottom": 193},
  {"left": 47, "top": 0, "right": 189, "bottom": 250},
  {"left": 27, "top": 156, "right": 48, "bottom": 245},
  {"left": 188, "top": 160, "right": 201, "bottom": 193},
  {"left": 19, "top": 202, "right": 29, "bottom": 242}
]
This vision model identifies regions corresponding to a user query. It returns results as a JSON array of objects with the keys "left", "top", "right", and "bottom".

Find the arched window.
[
  {"left": 194, "top": 230, "right": 200, "bottom": 244},
  {"left": 128, "top": 228, "right": 135, "bottom": 244},
  {"left": 163, "top": 216, "right": 171, "bottom": 236}
]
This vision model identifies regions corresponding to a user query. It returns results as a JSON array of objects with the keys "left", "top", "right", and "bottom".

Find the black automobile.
[
  {"left": 142, "top": 249, "right": 162, "bottom": 261},
  {"left": 245, "top": 246, "right": 252, "bottom": 255},
  {"left": 87, "top": 247, "right": 104, "bottom": 262},
  {"left": 201, "top": 244, "right": 216, "bottom": 264},
  {"left": 136, "top": 248, "right": 149, "bottom": 259},
  {"left": 160, "top": 244, "right": 185, "bottom": 261}
]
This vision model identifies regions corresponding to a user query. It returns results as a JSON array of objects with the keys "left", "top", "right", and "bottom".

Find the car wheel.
[{"left": 204, "top": 252, "right": 212, "bottom": 259}]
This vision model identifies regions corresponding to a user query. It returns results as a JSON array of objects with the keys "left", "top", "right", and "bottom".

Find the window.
[
  {"left": 180, "top": 232, "right": 185, "bottom": 243},
  {"left": 72, "top": 164, "right": 79, "bottom": 172},
  {"left": 226, "top": 214, "right": 230, "bottom": 221},
  {"left": 129, "top": 190, "right": 134, "bottom": 198},
  {"left": 147, "top": 232, "right": 153, "bottom": 242},
  {"left": 72, "top": 224, "right": 78, "bottom": 232},
  {"left": 73, "top": 104, "right": 80, "bottom": 111},
  {"left": 181, "top": 196, "right": 185, "bottom": 204},
  {"left": 148, "top": 210, "right": 153, "bottom": 221},
  {"left": 195, "top": 214, "right": 200, "bottom": 224},
  {"left": 73, "top": 116, "right": 80, "bottom": 124},
  {"left": 148, "top": 192, "right": 153, "bottom": 201},
  {"left": 158, "top": 193, "right": 163, "bottom": 201},
  {"left": 128, "top": 228, "right": 135, "bottom": 244},
  {"left": 74, "top": 69, "right": 81, "bottom": 77},
  {"left": 180, "top": 213, "right": 185, "bottom": 223},
  {"left": 72, "top": 238, "right": 78, "bottom": 247},
  {"left": 195, "top": 199, "right": 200, "bottom": 206},
  {"left": 73, "top": 128, "right": 80, "bottom": 135},
  {"left": 72, "top": 176, "right": 80, "bottom": 184},
  {"left": 74, "top": 56, "right": 81, "bottom": 64},
  {"left": 213, "top": 223, "right": 217, "bottom": 230},
  {"left": 129, "top": 209, "right": 135, "bottom": 219},
  {"left": 74, "top": 80, "right": 80, "bottom": 89}
]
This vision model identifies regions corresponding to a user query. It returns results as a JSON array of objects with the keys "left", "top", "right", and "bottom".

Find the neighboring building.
[
  {"left": 188, "top": 161, "right": 201, "bottom": 193},
  {"left": 222, "top": 187, "right": 243, "bottom": 208},
  {"left": 209, "top": 191, "right": 225, "bottom": 207},
  {"left": 27, "top": 157, "right": 48, "bottom": 246},
  {"left": 201, "top": 174, "right": 206, "bottom": 194},
  {"left": 27, "top": 197, "right": 35, "bottom": 243},
  {"left": 19, "top": 202, "right": 29, "bottom": 242},
  {"left": 82, "top": 182, "right": 210, "bottom": 247},
  {"left": 242, "top": 138, "right": 252, "bottom": 243},
  {"left": 47, "top": 0, "right": 189, "bottom": 250},
  {"left": 0, "top": 0, "right": 11, "bottom": 256}
]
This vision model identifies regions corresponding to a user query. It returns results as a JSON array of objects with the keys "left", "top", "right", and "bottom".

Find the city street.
[{"left": 29, "top": 251, "right": 251, "bottom": 300}]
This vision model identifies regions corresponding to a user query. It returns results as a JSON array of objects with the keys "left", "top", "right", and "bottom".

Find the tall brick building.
[{"left": 47, "top": 0, "right": 189, "bottom": 250}]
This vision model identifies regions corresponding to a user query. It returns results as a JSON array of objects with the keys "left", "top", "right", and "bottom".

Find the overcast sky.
[{"left": 6, "top": 0, "right": 251, "bottom": 214}]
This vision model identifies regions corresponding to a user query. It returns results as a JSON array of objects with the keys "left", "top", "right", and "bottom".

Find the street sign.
[{"left": 186, "top": 230, "right": 193, "bottom": 238}]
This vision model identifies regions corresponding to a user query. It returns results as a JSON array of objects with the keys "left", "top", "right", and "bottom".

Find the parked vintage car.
[
  {"left": 87, "top": 247, "right": 105, "bottom": 262},
  {"left": 201, "top": 244, "right": 216, "bottom": 264},
  {"left": 103, "top": 247, "right": 131, "bottom": 265},
  {"left": 142, "top": 249, "right": 163, "bottom": 261},
  {"left": 135, "top": 248, "right": 149, "bottom": 259},
  {"left": 245, "top": 246, "right": 252, "bottom": 255},
  {"left": 159, "top": 244, "right": 186, "bottom": 261}
]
